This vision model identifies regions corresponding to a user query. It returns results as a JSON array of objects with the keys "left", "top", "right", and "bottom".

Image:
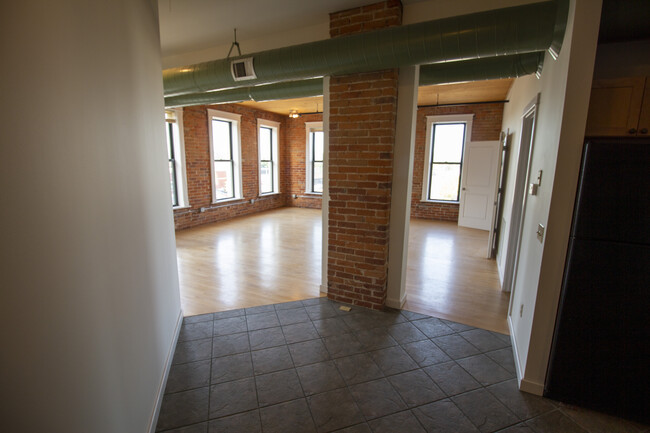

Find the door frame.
[{"left": 503, "top": 94, "right": 540, "bottom": 294}]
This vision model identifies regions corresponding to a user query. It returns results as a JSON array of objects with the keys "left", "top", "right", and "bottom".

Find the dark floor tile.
[
  {"left": 301, "top": 297, "right": 330, "bottom": 306},
  {"left": 288, "top": 339, "right": 330, "bottom": 366},
  {"left": 274, "top": 300, "right": 304, "bottom": 311},
  {"left": 255, "top": 368, "right": 304, "bottom": 407},
  {"left": 400, "top": 310, "right": 432, "bottom": 321},
  {"left": 246, "top": 311, "right": 280, "bottom": 331},
  {"left": 166, "top": 360, "right": 211, "bottom": 393},
  {"left": 387, "top": 369, "right": 445, "bottom": 408},
  {"left": 485, "top": 347, "right": 517, "bottom": 374},
  {"left": 402, "top": 339, "right": 451, "bottom": 367},
  {"left": 251, "top": 345, "right": 294, "bottom": 375},
  {"left": 179, "top": 321, "right": 213, "bottom": 342},
  {"left": 423, "top": 361, "right": 481, "bottom": 396},
  {"left": 306, "top": 303, "right": 339, "bottom": 320},
  {"left": 209, "top": 378, "right": 257, "bottom": 419},
  {"left": 157, "top": 387, "right": 209, "bottom": 431},
  {"left": 312, "top": 317, "right": 351, "bottom": 337},
  {"left": 296, "top": 360, "right": 346, "bottom": 396},
  {"left": 432, "top": 334, "right": 481, "bottom": 360},
  {"left": 496, "top": 423, "right": 536, "bottom": 433},
  {"left": 368, "top": 310, "right": 408, "bottom": 327},
  {"left": 208, "top": 410, "right": 261, "bottom": 433},
  {"left": 210, "top": 353, "right": 253, "bottom": 384},
  {"left": 249, "top": 326, "right": 285, "bottom": 350},
  {"left": 183, "top": 313, "right": 213, "bottom": 324},
  {"left": 558, "top": 403, "right": 649, "bottom": 433},
  {"left": 322, "top": 333, "right": 364, "bottom": 358},
  {"left": 159, "top": 422, "right": 208, "bottom": 433},
  {"left": 441, "top": 318, "right": 475, "bottom": 332},
  {"left": 277, "top": 307, "right": 310, "bottom": 325},
  {"left": 334, "top": 353, "right": 384, "bottom": 385},
  {"left": 525, "top": 410, "right": 588, "bottom": 433},
  {"left": 453, "top": 388, "right": 519, "bottom": 432},
  {"left": 355, "top": 327, "right": 398, "bottom": 351},
  {"left": 368, "top": 410, "right": 426, "bottom": 433},
  {"left": 245, "top": 304, "right": 276, "bottom": 315},
  {"left": 411, "top": 317, "right": 455, "bottom": 338},
  {"left": 413, "top": 399, "right": 479, "bottom": 433},
  {"left": 173, "top": 338, "right": 212, "bottom": 365},
  {"left": 386, "top": 322, "right": 428, "bottom": 344},
  {"left": 370, "top": 346, "right": 418, "bottom": 376},
  {"left": 460, "top": 329, "right": 510, "bottom": 352},
  {"left": 282, "top": 321, "right": 320, "bottom": 344},
  {"left": 213, "top": 316, "right": 247, "bottom": 337},
  {"left": 333, "top": 423, "right": 371, "bottom": 433},
  {"left": 308, "top": 388, "right": 364, "bottom": 433},
  {"left": 260, "top": 398, "right": 316, "bottom": 433},
  {"left": 457, "top": 354, "right": 514, "bottom": 386},
  {"left": 491, "top": 330, "right": 512, "bottom": 345},
  {"left": 487, "top": 379, "right": 555, "bottom": 420},
  {"left": 213, "top": 308, "right": 244, "bottom": 319},
  {"left": 212, "top": 332, "right": 249, "bottom": 358},
  {"left": 350, "top": 378, "right": 407, "bottom": 420}
]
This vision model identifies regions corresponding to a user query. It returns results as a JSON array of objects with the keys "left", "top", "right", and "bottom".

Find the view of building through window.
[
  {"left": 211, "top": 118, "right": 235, "bottom": 200},
  {"left": 311, "top": 130, "right": 324, "bottom": 193},
  {"left": 428, "top": 123, "right": 465, "bottom": 201}
]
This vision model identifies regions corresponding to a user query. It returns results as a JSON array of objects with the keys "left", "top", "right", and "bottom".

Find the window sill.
[
  {"left": 303, "top": 192, "right": 323, "bottom": 196},
  {"left": 173, "top": 205, "right": 191, "bottom": 211},
  {"left": 259, "top": 192, "right": 281, "bottom": 197},
  {"left": 212, "top": 197, "right": 244, "bottom": 205},
  {"left": 420, "top": 200, "right": 460, "bottom": 205}
]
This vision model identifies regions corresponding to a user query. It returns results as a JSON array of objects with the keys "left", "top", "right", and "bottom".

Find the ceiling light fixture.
[{"left": 289, "top": 110, "right": 300, "bottom": 118}]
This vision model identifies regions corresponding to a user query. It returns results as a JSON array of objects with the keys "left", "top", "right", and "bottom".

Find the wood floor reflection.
[{"left": 175, "top": 207, "right": 509, "bottom": 334}]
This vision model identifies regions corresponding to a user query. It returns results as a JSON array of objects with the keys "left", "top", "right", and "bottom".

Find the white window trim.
[
  {"left": 257, "top": 118, "right": 280, "bottom": 196},
  {"left": 305, "top": 121, "right": 323, "bottom": 195},
  {"left": 167, "top": 108, "right": 190, "bottom": 209},
  {"left": 207, "top": 109, "right": 243, "bottom": 203},
  {"left": 421, "top": 114, "right": 474, "bottom": 203}
]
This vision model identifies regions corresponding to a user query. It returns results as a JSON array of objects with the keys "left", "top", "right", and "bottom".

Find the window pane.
[
  {"left": 259, "top": 127, "right": 272, "bottom": 160},
  {"left": 260, "top": 161, "right": 273, "bottom": 193},
  {"left": 214, "top": 160, "right": 234, "bottom": 200},
  {"left": 169, "top": 161, "right": 178, "bottom": 206},
  {"left": 313, "top": 161, "right": 323, "bottom": 193},
  {"left": 313, "top": 131, "right": 324, "bottom": 161},
  {"left": 432, "top": 123, "right": 464, "bottom": 163},
  {"left": 429, "top": 163, "right": 460, "bottom": 201},
  {"left": 166, "top": 124, "right": 174, "bottom": 160},
  {"left": 212, "top": 119, "right": 232, "bottom": 160}
]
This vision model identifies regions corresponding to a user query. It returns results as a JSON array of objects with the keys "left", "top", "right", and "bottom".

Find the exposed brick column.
[{"left": 326, "top": 1, "right": 402, "bottom": 310}]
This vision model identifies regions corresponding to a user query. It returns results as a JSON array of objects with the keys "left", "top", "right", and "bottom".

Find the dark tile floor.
[{"left": 156, "top": 298, "right": 648, "bottom": 433}]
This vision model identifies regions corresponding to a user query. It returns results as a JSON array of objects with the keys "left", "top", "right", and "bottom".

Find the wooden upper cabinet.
[{"left": 585, "top": 76, "right": 649, "bottom": 137}]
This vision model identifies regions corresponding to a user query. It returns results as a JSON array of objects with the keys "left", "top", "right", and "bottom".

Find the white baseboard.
[
  {"left": 319, "top": 284, "right": 327, "bottom": 294},
  {"left": 148, "top": 309, "right": 183, "bottom": 433},
  {"left": 385, "top": 292, "right": 407, "bottom": 309},
  {"left": 508, "top": 315, "right": 544, "bottom": 396}
]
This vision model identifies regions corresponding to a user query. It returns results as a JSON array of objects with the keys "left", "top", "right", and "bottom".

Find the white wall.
[
  {"left": 498, "top": 0, "right": 602, "bottom": 393},
  {"left": 0, "top": 1, "right": 182, "bottom": 432}
]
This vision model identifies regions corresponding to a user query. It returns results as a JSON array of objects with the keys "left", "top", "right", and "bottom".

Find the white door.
[{"left": 458, "top": 141, "right": 500, "bottom": 230}]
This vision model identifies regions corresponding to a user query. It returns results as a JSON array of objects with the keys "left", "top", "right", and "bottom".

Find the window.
[
  {"left": 258, "top": 119, "right": 280, "bottom": 195},
  {"left": 208, "top": 110, "right": 242, "bottom": 202},
  {"left": 165, "top": 109, "right": 188, "bottom": 207},
  {"left": 422, "top": 114, "right": 473, "bottom": 202},
  {"left": 305, "top": 122, "right": 324, "bottom": 194}
]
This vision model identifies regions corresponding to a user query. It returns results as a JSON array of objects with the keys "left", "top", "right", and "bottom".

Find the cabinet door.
[
  {"left": 585, "top": 77, "right": 645, "bottom": 136},
  {"left": 638, "top": 77, "right": 650, "bottom": 136}
]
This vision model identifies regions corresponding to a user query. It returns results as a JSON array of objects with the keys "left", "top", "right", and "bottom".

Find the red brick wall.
[
  {"left": 326, "top": 0, "right": 402, "bottom": 310},
  {"left": 283, "top": 113, "right": 323, "bottom": 209},
  {"left": 174, "top": 104, "right": 287, "bottom": 230},
  {"left": 330, "top": 0, "right": 402, "bottom": 37},
  {"left": 411, "top": 103, "right": 505, "bottom": 222}
]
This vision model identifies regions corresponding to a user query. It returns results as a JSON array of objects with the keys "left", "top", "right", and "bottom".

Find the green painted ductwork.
[
  {"left": 164, "top": 52, "right": 544, "bottom": 108},
  {"left": 164, "top": 1, "right": 566, "bottom": 98}
]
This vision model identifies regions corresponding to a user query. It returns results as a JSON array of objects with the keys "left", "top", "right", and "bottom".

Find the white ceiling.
[{"left": 158, "top": 0, "right": 539, "bottom": 69}]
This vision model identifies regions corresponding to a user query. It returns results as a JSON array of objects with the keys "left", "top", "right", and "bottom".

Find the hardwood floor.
[{"left": 175, "top": 207, "right": 510, "bottom": 334}]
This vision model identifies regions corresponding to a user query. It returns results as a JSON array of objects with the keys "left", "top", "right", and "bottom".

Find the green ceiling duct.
[
  {"left": 164, "top": 1, "right": 565, "bottom": 98},
  {"left": 164, "top": 52, "right": 544, "bottom": 108}
]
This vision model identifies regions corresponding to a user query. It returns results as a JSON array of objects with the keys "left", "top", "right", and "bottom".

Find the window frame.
[
  {"left": 208, "top": 109, "right": 243, "bottom": 203},
  {"left": 257, "top": 118, "right": 280, "bottom": 196},
  {"left": 421, "top": 114, "right": 474, "bottom": 203},
  {"left": 305, "top": 121, "right": 324, "bottom": 194},
  {"left": 165, "top": 108, "right": 189, "bottom": 208}
]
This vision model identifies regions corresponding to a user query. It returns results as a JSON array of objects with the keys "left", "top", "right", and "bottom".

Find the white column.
[
  {"left": 386, "top": 66, "right": 419, "bottom": 308},
  {"left": 320, "top": 76, "right": 330, "bottom": 293}
]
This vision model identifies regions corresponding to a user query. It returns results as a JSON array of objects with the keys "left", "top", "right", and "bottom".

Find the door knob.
[
  {"left": 640, "top": 128, "right": 648, "bottom": 134},
  {"left": 628, "top": 128, "right": 637, "bottom": 134}
]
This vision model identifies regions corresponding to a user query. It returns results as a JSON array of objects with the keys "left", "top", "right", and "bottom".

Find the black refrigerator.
[{"left": 545, "top": 138, "right": 650, "bottom": 423}]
